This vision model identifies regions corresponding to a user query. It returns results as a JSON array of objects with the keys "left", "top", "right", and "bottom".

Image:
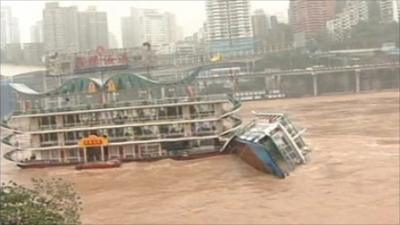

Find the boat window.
[
  {"left": 41, "top": 150, "right": 50, "bottom": 160},
  {"left": 75, "top": 114, "right": 81, "bottom": 123},
  {"left": 133, "top": 127, "right": 142, "bottom": 136},
  {"left": 80, "top": 113, "right": 89, "bottom": 123},
  {"left": 77, "top": 131, "right": 84, "bottom": 139},
  {"left": 64, "top": 115, "right": 74, "bottom": 125},
  {"left": 65, "top": 132, "right": 74, "bottom": 141},
  {"left": 165, "top": 107, "right": 177, "bottom": 117},
  {"left": 50, "top": 150, "right": 59, "bottom": 159},
  {"left": 158, "top": 108, "right": 167, "bottom": 118},
  {"left": 40, "top": 117, "right": 49, "bottom": 127},
  {"left": 260, "top": 137, "right": 284, "bottom": 161},
  {"left": 50, "top": 116, "right": 56, "bottom": 125},
  {"left": 198, "top": 104, "right": 215, "bottom": 113},
  {"left": 69, "top": 149, "right": 79, "bottom": 157}
]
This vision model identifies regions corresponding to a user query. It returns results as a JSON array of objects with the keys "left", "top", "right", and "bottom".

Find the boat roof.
[
  {"left": 9, "top": 83, "right": 40, "bottom": 95},
  {"left": 8, "top": 66, "right": 204, "bottom": 97},
  {"left": 239, "top": 122, "right": 279, "bottom": 143}
]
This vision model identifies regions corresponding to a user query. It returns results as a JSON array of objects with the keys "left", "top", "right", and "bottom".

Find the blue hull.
[{"left": 232, "top": 139, "right": 286, "bottom": 178}]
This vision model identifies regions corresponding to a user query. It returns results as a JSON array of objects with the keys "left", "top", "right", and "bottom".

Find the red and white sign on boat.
[{"left": 74, "top": 46, "right": 129, "bottom": 72}]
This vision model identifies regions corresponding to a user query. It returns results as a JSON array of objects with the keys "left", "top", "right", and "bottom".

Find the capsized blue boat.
[{"left": 225, "top": 112, "right": 311, "bottom": 178}]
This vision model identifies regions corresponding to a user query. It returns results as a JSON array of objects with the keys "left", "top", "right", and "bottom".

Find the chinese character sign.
[{"left": 74, "top": 47, "right": 128, "bottom": 72}]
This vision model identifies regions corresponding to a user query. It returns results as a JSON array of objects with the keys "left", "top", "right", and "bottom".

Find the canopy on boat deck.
[{"left": 9, "top": 67, "right": 203, "bottom": 96}]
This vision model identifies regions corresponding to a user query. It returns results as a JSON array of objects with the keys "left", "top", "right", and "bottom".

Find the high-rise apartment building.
[
  {"left": 121, "top": 8, "right": 178, "bottom": 49},
  {"left": 289, "top": 0, "right": 336, "bottom": 47},
  {"left": 30, "top": 21, "right": 43, "bottom": 43},
  {"left": 43, "top": 3, "right": 109, "bottom": 53},
  {"left": 191, "top": 22, "right": 208, "bottom": 56},
  {"left": 251, "top": 11, "right": 292, "bottom": 52},
  {"left": 4, "top": 43, "right": 22, "bottom": 63},
  {"left": 270, "top": 16, "right": 279, "bottom": 29},
  {"left": 78, "top": 6, "right": 109, "bottom": 51},
  {"left": 206, "top": 0, "right": 254, "bottom": 55},
  {"left": 379, "top": 0, "right": 397, "bottom": 23},
  {"left": 10, "top": 17, "right": 20, "bottom": 44},
  {"left": 43, "top": 2, "right": 79, "bottom": 53},
  {"left": 23, "top": 43, "right": 45, "bottom": 65},
  {"left": 251, "top": 9, "right": 269, "bottom": 52},
  {"left": 121, "top": 16, "right": 138, "bottom": 49},
  {"left": 176, "top": 26, "right": 184, "bottom": 42},
  {"left": 252, "top": 10, "right": 269, "bottom": 39},
  {"left": 108, "top": 32, "right": 119, "bottom": 49},
  {"left": 1, "top": 6, "right": 20, "bottom": 49},
  {"left": 326, "top": 1, "right": 369, "bottom": 41},
  {"left": 397, "top": 0, "right": 400, "bottom": 22},
  {"left": 166, "top": 12, "right": 178, "bottom": 43}
]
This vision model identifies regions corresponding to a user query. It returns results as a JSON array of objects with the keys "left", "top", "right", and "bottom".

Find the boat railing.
[
  {"left": 65, "top": 157, "right": 80, "bottom": 163},
  {"left": 108, "top": 136, "right": 133, "bottom": 143},
  {"left": 12, "top": 94, "right": 229, "bottom": 116},
  {"left": 64, "top": 139, "right": 80, "bottom": 146},
  {"left": 193, "top": 130, "right": 216, "bottom": 136},
  {"left": 34, "top": 112, "right": 217, "bottom": 131},
  {"left": 190, "top": 111, "right": 216, "bottom": 119},
  {"left": 108, "top": 132, "right": 187, "bottom": 142},
  {"left": 1, "top": 134, "right": 14, "bottom": 146},
  {"left": 161, "top": 132, "right": 185, "bottom": 138},
  {"left": 0, "top": 117, "right": 13, "bottom": 130},
  {"left": 40, "top": 140, "right": 58, "bottom": 147},
  {"left": 38, "top": 124, "right": 58, "bottom": 130},
  {"left": 219, "top": 114, "right": 243, "bottom": 137},
  {"left": 107, "top": 144, "right": 218, "bottom": 160},
  {"left": 60, "top": 131, "right": 215, "bottom": 146}
]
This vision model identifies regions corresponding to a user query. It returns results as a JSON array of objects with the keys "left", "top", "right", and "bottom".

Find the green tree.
[
  {"left": 0, "top": 178, "right": 82, "bottom": 225},
  {"left": 367, "top": 1, "right": 381, "bottom": 23},
  {"left": 347, "top": 21, "right": 400, "bottom": 48},
  {"left": 313, "top": 30, "right": 339, "bottom": 51}
]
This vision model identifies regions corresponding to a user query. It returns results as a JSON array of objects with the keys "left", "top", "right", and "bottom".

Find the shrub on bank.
[{"left": 0, "top": 178, "right": 82, "bottom": 225}]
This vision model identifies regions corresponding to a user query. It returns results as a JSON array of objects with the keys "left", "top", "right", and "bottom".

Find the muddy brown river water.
[{"left": 1, "top": 91, "right": 399, "bottom": 224}]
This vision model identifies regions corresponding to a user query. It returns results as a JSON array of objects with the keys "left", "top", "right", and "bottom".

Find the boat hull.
[
  {"left": 15, "top": 150, "right": 224, "bottom": 169},
  {"left": 75, "top": 160, "right": 121, "bottom": 170},
  {"left": 227, "top": 139, "right": 286, "bottom": 178},
  {"left": 17, "top": 161, "right": 76, "bottom": 169}
]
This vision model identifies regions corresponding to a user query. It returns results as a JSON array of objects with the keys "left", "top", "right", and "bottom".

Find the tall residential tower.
[
  {"left": 1, "top": 6, "right": 20, "bottom": 49},
  {"left": 43, "top": 3, "right": 109, "bottom": 53},
  {"left": 30, "top": 21, "right": 43, "bottom": 43},
  {"left": 78, "top": 6, "right": 109, "bottom": 51},
  {"left": 326, "top": 1, "right": 369, "bottom": 41},
  {"left": 379, "top": 0, "right": 397, "bottom": 23},
  {"left": 121, "top": 8, "right": 178, "bottom": 49},
  {"left": 251, "top": 9, "right": 269, "bottom": 52},
  {"left": 206, "top": 0, "right": 254, "bottom": 56},
  {"left": 288, "top": 0, "right": 336, "bottom": 47},
  {"left": 43, "top": 2, "right": 79, "bottom": 53}
]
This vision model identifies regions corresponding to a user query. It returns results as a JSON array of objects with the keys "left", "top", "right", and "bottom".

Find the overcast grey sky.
[{"left": 1, "top": 1, "right": 289, "bottom": 46}]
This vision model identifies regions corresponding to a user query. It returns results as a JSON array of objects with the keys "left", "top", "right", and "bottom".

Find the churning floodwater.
[{"left": 1, "top": 65, "right": 399, "bottom": 224}]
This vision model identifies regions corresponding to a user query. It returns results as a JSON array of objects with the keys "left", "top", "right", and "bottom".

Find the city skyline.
[{"left": 1, "top": 0, "right": 289, "bottom": 47}]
